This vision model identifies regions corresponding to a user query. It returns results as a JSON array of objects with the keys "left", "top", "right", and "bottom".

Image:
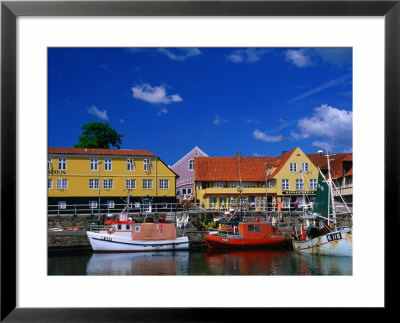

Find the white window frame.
[
  {"left": 159, "top": 179, "right": 169, "bottom": 189},
  {"left": 143, "top": 159, "right": 152, "bottom": 172},
  {"left": 301, "top": 162, "right": 309, "bottom": 172},
  {"left": 58, "top": 201, "right": 66, "bottom": 209},
  {"left": 56, "top": 178, "right": 68, "bottom": 189},
  {"left": 243, "top": 182, "right": 250, "bottom": 188},
  {"left": 58, "top": 157, "right": 66, "bottom": 170},
  {"left": 48, "top": 179, "right": 53, "bottom": 189},
  {"left": 143, "top": 179, "right": 153, "bottom": 189},
  {"left": 216, "top": 182, "right": 223, "bottom": 188},
  {"left": 127, "top": 158, "right": 135, "bottom": 171},
  {"left": 89, "top": 179, "right": 99, "bottom": 189},
  {"left": 89, "top": 200, "right": 97, "bottom": 209},
  {"left": 104, "top": 158, "right": 112, "bottom": 171},
  {"left": 196, "top": 182, "right": 202, "bottom": 190},
  {"left": 125, "top": 179, "right": 136, "bottom": 190},
  {"left": 107, "top": 200, "right": 115, "bottom": 209},
  {"left": 48, "top": 157, "right": 52, "bottom": 170},
  {"left": 310, "top": 179, "right": 317, "bottom": 190},
  {"left": 289, "top": 162, "right": 297, "bottom": 172},
  {"left": 90, "top": 158, "right": 98, "bottom": 171},
  {"left": 103, "top": 179, "right": 113, "bottom": 189},
  {"left": 188, "top": 159, "right": 194, "bottom": 171},
  {"left": 230, "top": 182, "right": 238, "bottom": 188},
  {"left": 281, "top": 179, "right": 289, "bottom": 190},
  {"left": 296, "top": 179, "right": 304, "bottom": 190}
]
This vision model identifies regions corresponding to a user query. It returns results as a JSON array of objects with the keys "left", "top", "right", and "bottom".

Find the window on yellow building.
[
  {"left": 310, "top": 179, "right": 317, "bottom": 190},
  {"left": 282, "top": 179, "right": 289, "bottom": 190},
  {"left": 58, "top": 158, "right": 66, "bottom": 170},
  {"left": 144, "top": 159, "right": 152, "bottom": 172},
  {"left": 90, "top": 158, "right": 98, "bottom": 171},
  {"left": 289, "top": 163, "right": 296, "bottom": 172},
  {"left": 159, "top": 179, "right": 169, "bottom": 189},
  {"left": 230, "top": 182, "right": 238, "bottom": 188},
  {"left": 48, "top": 157, "right": 52, "bottom": 170},
  {"left": 216, "top": 182, "right": 223, "bottom": 188},
  {"left": 56, "top": 178, "right": 68, "bottom": 189},
  {"left": 104, "top": 158, "right": 112, "bottom": 171},
  {"left": 301, "top": 162, "right": 309, "bottom": 172},
  {"left": 48, "top": 179, "right": 53, "bottom": 189},
  {"left": 143, "top": 179, "right": 153, "bottom": 189},
  {"left": 89, "top": 179, "right": 99, "bottom": 189},
  {"left": 243, "top": 182, "right": 250, "bottom": 188},
  {"left": 296, "top": 179, "right": 304, "bottom": 190},
  {"left": 127, "top": 158, "right": 135, "bottom": 171},
  {"left": 126, "top": 179, "right": 136, "bottom": 189},
  {"left": 103, "top": 179, "right": 113, "bottom": 189}
]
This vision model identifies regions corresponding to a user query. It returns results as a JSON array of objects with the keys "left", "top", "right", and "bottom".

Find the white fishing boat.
[
  {"left": 86, "top": 195, "right": 189, "bottom": 252},
  {"left": 292, "top": 150, "right": 352, "bottom": 257}
]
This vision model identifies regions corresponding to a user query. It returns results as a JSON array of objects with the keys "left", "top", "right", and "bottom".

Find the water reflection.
[
  {"left": 86, "top": 251, "right": 190, "bottom": 275},
  {"left": 48, "top": 249, "right": 352, "bottom": 276}
]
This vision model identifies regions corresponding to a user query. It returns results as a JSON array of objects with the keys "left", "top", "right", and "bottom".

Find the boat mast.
[
  {"left": 325, "top": 151, "right": 337, "bottom": 231},
  {"left": 300, "top": 170, "right": 306, "bottom": 216}
]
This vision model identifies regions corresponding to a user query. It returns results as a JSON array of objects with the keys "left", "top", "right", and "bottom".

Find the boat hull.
[
  {"left": 204, "top": 234, "right": 285, "bottom": 249},
  {"left": 87, "top": 231, "right": 189, "bottom": 252},
  {"left": 292, "top": 229, "right": 352, "bottom": 257}
]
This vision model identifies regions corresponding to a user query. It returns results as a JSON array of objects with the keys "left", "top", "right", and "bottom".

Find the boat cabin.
[{"left": 131, "top": 223, "right": 177, "bottom": 240}]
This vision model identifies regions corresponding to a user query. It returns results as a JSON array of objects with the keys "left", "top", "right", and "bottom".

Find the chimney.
[
  {"left": 281, "top": 151, "right": 287, "bottom": 155},
  {"left": 236, "top": 152, "right": 242, "bottom": 160}
]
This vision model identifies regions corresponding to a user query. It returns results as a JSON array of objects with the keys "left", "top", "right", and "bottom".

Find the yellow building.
[
  {"left": 48, "top": 147, "right": 178, "bottom": 214},
  {"left": 194, "top": 147, "right": 319, "bottom": 212}
]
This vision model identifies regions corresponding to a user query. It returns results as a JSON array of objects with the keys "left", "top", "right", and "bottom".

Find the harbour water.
[{"left": 48, "top": 249, "right": 352, "bottom": 275}]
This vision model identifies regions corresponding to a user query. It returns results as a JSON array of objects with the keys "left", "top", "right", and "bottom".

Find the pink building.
[{"left": 170, "top": 146, "right": 208, "bottom": 198}]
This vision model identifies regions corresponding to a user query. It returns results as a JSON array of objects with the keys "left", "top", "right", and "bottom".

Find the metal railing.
[{"left": 48, "top": 201, "right": 353, "bottom": 215}]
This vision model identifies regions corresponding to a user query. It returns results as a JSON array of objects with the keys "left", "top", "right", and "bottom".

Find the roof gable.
[{"left": 171, "top": 146, "right": 208, "bottom": 169}]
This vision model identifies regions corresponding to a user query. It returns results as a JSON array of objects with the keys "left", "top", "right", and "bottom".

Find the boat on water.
[
  {"left": 204, "top": 214, "right": 285, "bottom": 249},
  {"left": 291, "top": 150, "right": 352, "bottom": 257},
  {"left": 86, "top": 195, "right": 189, "bottom": 253}
]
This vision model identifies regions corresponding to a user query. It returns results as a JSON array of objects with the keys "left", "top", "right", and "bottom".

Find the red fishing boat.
[{"left": 204, "top": 220, "right": 285, "bottom": 249}]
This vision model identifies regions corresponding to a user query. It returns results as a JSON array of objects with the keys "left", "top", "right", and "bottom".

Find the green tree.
[{"left": 75, "top": 122, "right": 125, "bottom": 149}]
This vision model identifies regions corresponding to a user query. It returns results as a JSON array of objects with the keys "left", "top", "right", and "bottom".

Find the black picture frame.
[{"left": 1, "top": 1, "right": 397, "bottom": 321}]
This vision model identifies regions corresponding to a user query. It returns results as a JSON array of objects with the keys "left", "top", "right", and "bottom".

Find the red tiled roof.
[
  {"left": 345, "top": 168, "right": 353, "bottom": 176},
  {"left": 307, "top": 153, "right": 352, "bottom": 179},
  {"left": 48, "top": 147, "right": 155, "bottom": 157},
  {"left": 194, "top": 149, "right": 295, "bottom": 182}
]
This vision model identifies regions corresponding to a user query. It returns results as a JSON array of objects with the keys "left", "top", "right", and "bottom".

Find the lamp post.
[
  {"left": 98, "top": 161, "right": 102, "bottom": 216},
  {"left": 264, "top": 161, "right": 273, "bottom": 220}
]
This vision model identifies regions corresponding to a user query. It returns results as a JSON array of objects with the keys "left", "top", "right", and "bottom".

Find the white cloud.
[
  {"left": 119, "top": 119, "right": 125, "bottom": 123},
  {"left": 132, "top": 84, "right": 183, "bottom": 104},
  {"left": 227, "top": 48, "right": 269, "bottom": 64},
  {"left": 158, "top": 48, "right": 201, "bottom": 61},
  {"left": 158, "top": 108, "right": 168, "bottom": 117},
  {"left": 213, "top": 115, "right": 227, "bottom": 125},
  {"left": 252, "top": 129, "right": 282, "bottom": 143},
  {"left": 312, "top": 141, "right": 334, "bottom": 152},
  {"left": 285, "top": 49, "right": 312, "bottom": 67},
  {"left": 291, "top": 104, "right": 352, "bottom": 148},
  {"left": 87, "top": 106, "right": 109, "bottom": 121}
]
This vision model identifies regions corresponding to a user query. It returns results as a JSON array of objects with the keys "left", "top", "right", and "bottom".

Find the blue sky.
[{"left": 48, "top": 47, "right": 352, "bottom": 166}]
